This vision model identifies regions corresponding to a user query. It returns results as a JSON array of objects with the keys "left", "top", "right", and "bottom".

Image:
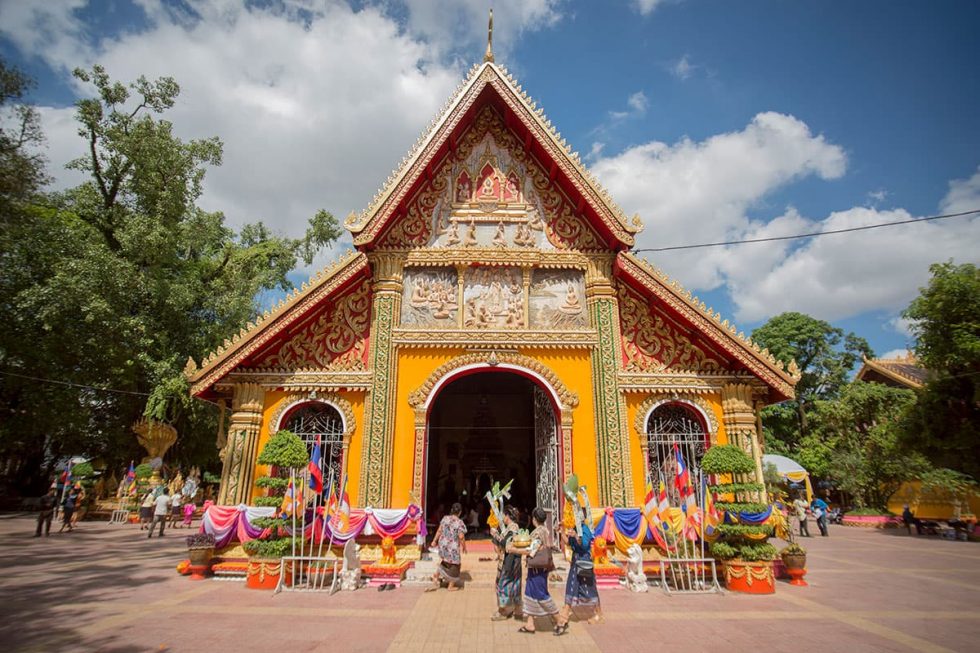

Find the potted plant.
[
  {"left": 243, "top": 429, "right": 308, "bottom": 590},
  {"left": 185, "top": 532, "right": 216, "bottom": 580},
  {"left": 780, "top": 542, "right": 807, "bottom": 586},
  {"left": 702, "top": 444, "right": 777, "bottom": 594}
]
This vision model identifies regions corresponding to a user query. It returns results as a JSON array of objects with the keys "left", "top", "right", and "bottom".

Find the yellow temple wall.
[
  {"left": 250, "top": 389, "right": 367, "bottom": 503},
  {"left": 623, "top": 392, "right": 728, "bottom": 507},
  {"left": 387, "top": 346, "right": 599, "bottom": 508}
]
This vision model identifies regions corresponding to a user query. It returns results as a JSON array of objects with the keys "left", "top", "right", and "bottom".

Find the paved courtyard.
[{"left": 1, "top": 514, "right": 977, "bottom": 652}]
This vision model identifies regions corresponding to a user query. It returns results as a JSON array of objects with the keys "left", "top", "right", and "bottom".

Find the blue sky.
[{"left": 2, "top": 0, "right": 978, "bottom": 360}]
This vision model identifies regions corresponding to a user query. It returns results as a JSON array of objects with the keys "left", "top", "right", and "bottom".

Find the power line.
[
  {"left": 0, "top": 369, "right": 151, "bottom": 396},
  {"left": 632, "top": 208, "right": 980, "bottom": 253}
]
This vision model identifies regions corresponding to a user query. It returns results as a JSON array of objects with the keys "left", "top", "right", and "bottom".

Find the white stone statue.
[
  {"left": 625, "top": 543, "right": 648, "bottom": 593},
  {"left": 340, "top": 539, "right": 362, "bottom": 591}
]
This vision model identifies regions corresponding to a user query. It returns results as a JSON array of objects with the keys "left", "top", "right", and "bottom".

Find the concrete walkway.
[{"left": 1, "top": 515, "right": 977, "bottom": 652}]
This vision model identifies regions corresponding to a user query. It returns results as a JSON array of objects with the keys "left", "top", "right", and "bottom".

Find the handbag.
[{"left": 527, "top": 545, "right": 554, "bottom": 571}]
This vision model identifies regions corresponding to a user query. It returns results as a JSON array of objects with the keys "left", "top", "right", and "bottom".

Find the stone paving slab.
[{"left": 0, "top": 515, "right": 977, "bottom": 652}]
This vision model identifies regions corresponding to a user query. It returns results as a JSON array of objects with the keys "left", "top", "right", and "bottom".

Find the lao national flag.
[
  {"left": 673, "top": 444, "right": 691, "bottom": 497},
  {"left": 308, "top": 438, "right": 323, "bottom": 494}
]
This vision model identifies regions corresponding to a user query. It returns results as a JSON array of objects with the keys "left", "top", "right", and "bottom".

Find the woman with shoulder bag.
[
  {"left": 490, "top": 506, "right": 523, "bottom": 621},
  {"left": 560, "top": 506, "right": 603, "bottom": 624},
  {"left": 509, "top": 507, "right": 569, "bottom": 636}
]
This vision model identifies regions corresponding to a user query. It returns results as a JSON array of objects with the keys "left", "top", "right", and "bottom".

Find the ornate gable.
[{"left": 346, "top": 62, "right": 640, "bottom": 251}]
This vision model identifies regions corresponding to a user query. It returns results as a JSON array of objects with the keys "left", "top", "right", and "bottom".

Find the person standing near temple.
[
  {"left": 170, "top": 492, "right": 183, "bottom": 528},
  {"left": 792, "top": 495, "right": 811, "bottom": 537},
  {"left": 812, "top": 495, "right": 830, "bottom": 537},
  {"left": 59, "top": 485, "right": 80, "bottom": 532},
  {"left": 427, "top": 502, "right": 467, "bottom": 591},
  {"left": 511, "top": 507, "right": 568, "bottom": 635},
  {"left": 560, "top": 507, "right": 602, "bottom": 624},
  {"left": 139, "top": 490, "right": 155, "bottom": 530},
  {"left": 35, "top": 488, "right": 57, "bottom": 537},
  {"left": 148, "top": 488, "right": 171, "bottom": 538},
  {"left": 490, "top": 506, "right": 522, "bottom": 621}
]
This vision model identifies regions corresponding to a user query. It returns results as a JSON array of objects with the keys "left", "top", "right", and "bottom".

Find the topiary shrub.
[
  {"left": 246, "top": 430, "right": 308, "bottom": 559},
  {"left": 705, "top": 444, "right": 775, "bottom": 562}
]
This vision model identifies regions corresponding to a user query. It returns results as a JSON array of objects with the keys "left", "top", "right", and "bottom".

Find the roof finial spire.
[{"left": 484, "top": 8, "right": 494, "bottom": 63}]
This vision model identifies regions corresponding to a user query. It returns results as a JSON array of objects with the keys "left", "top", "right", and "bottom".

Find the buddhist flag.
[
  {"left": 644, "top": 482, "right": 656, "bottom": 517},
  {"left": 644, "top": 481, "right": 668, "bottom": 549},
  {"left": 126, "top": 461, "right": 136, "bottom": 482},
  {"left": 308, "top": 437, "right": 323, "bottom": 494},
  {"left": 333, "top": 475, "right": 351, "bottom": 533},
  {"left": 280, "top": 480, "right": 302, "bottom": 516}
]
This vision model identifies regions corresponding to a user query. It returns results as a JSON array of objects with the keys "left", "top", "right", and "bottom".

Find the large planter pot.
[
  {"left": 781, "top": 552, "right": 808, "bottom": 587},
  {"left": 187, "top": 547, "right": 214, "bottom": 581},
  {"left": 246, "top": 558, "right": 292, "bottom": 590},
  {"left": 722, "top": 560, "right": 775, "bottom": 594}
]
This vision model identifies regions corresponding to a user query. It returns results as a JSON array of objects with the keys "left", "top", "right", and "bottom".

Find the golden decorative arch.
[
  {"left": 634, "top": 394, "right": 720, "bottom": 444},
  {"left": 408, "top": 351, "right": 577, "bottom": 499},
  {"left": 407, "top": 351, "right": 579, "bottom": 410},
  {"left": 269, "top": 392, "right": 356, "bottom": 441}
]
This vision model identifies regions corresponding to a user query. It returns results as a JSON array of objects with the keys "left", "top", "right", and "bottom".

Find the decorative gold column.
[
  {"left": 721, "top": 382, "right": 766, "bottom": 500},
  {"left": 360, "top": 253, "right": 404, "bottom": 507},
  {"left": 217, "top": 382, "right": 265, "bottom": 505},
  {"left": 585, "top": 255, "right": 633, "bottom": 507}
]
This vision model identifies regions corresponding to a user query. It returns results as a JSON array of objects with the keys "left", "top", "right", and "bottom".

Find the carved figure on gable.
[
  {"left": 455, "top": 172, "right": 471, "bottom": 203},
  {"left": 492, "top": 221, "right": 507, "bottom": 248},
  {"left": 463, "top": 221, "right": 478, "bottom": 247},
  {"left": 560, "top": 284, "right": 582, "bottom": 314},
  {"left": 445, "top": 220, "right": 460, "bottom": 246},
  {"left": 504, "top": 171, "right": 521, "bottom": 202}
]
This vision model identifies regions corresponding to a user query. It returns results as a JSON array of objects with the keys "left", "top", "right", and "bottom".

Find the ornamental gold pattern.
[{"left": 360, "top": 291, "right": 399, "bottom": 507}]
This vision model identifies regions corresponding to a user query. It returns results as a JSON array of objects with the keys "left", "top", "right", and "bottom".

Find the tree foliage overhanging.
[{"left": 0, "top": 61, "right": 341, "bottom": 494}]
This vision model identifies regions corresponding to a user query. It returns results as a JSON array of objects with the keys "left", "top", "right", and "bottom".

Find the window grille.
[
  {"left": 284, "top": 403, "right": 345, "bottom": 488},
  {"left": 646, "top": 403, "right": 707, "bottom": 505}
]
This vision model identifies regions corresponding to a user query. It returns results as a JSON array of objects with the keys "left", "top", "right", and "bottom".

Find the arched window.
[
  {"left": 645, "top": 403, "right": 708, "bottom": 504},
  {"left": 283, "top": 403, "right": 345, "bottom": 489}
]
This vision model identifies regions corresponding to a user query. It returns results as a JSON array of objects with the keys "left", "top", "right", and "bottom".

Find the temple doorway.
[{"left": 424, "top": 371, "right": 560, "bottom": 535}]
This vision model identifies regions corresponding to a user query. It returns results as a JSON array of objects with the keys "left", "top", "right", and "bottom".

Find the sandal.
[
  {"left": 490, "top": 614, "right": 510, "bottom": 622},
  {"left": 424, "top": 584, "right": 440, "bottom": 593},
  {"left": 554, "top": 623, "right": 569, "bottom": 636},
  {"left": 518, "top": 627, "right": 535, "bottom": 634}
]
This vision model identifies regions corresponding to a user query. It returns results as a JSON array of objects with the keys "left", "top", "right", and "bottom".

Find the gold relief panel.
[
  {"left": 462, "top": 266, "right": 524, "bottom": 329},
  {"left": 529, "top": 269, "right": 588, "bottom": 330},
  {"left": 401, "top": 267, "right": 459, "bottom": 329}
]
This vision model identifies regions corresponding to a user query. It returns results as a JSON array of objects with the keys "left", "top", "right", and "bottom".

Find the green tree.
[
  {"left": 814, "top": 382, "right": 926, "bottom": 510},
  {"left": 0, "top": 59, "right": 48, "bottom": 216},
  {"left": 751, "top": 312, "right": 873, "bottom": 447},
  {"left": 901, "top": 261, "right": 980, "bottom": 478},
  {"left": 0, "top": 65, "right": 341, "bottom": 494}
]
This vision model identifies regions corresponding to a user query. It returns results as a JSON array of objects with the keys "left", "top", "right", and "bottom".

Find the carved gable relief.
[
  {"left": 254, "top": 279, "right": 371, "bottom": 370},
  {"left": 401, "top": 267, "right": 459, "bottom": 328},
  {"left": 529, "top": 269, "right": 588, "bottom": 330},
  {"left": 617, "top": 282, "right": 722, "bottom": 373},
  {"left": 378, "top": 107, "right": 605, "bottom": 252},
  {"left": 462, "top": 266, "right": 524, "bottom": 329}
]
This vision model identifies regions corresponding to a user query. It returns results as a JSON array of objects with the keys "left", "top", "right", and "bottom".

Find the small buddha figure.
[
  {"left": 463, "top": 220, "right": 478, "bottom": 247},
  {"left": 481, "top": 175, "right": 495, "bottom": 197},
  {"left": 456, "top": 177, "right": 470, "bottom": 202},
  {"left": 445, "top": 220, "right": 460, "bottom": 246},
  {"left": 559, "top": 284, "right": 582, "bottom": 314},
  {"left": 410, "top": 280, "right": 429, "bottom": 308},
  {"left": 492, "top": 221, "right": 507, "bottom": 247}
]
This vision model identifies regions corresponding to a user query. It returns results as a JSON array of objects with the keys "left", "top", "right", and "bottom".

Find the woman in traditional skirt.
[
  {"left": 490, "top": 506, "right": 522, "bottom": 620},
  {"left": 139, "top": 491, "right": 154, "bottom": 530},
  {"left": 427, "top": 502, "right": 467, "bottom": 592},
  {"left": 511, "top": 507, "right": 569, "bottom": 635},
  {"left": 560, "top": 508, "right": 603, "bottom": 624}
]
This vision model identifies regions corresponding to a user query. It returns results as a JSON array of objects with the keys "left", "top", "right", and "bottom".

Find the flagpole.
[{"left": 313, "top": 468, "right": 335, "bottom": 589}]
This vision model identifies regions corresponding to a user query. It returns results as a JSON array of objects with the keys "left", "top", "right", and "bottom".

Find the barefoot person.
[
  {"left": 511, "top": 507, "right": 568, "bottom": 636},
  {"left": 490, "top": 506, "right": 522, "bottom": 621},
  {"left": 427, "top": 502, "right": 467, "bottom": 592},
  {"left": 559, "top": 507, "right": 602, "bottom": 624}
]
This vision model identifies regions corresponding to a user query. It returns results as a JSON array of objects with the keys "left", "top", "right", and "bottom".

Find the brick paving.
[{"left": 1, "top": 514, "right": 978, "bottom": 652}]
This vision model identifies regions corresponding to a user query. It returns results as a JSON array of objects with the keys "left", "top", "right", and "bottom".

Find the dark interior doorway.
[{"left": 425, "top": 372, "right": 538, "bottom": 532}]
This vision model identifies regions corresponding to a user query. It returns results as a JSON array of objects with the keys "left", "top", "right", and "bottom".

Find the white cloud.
[
  {"left": 0, "top": 0, "right": 561, "bottom": 256},
  {"left": 633, "top": 0, "right": 669, "bottom": 16},
  {"left": 670, "top": 54, "right": 695, "bottom": 80},
  {"left": 591, "top": 111, "right": 979, "bottom": 323},
  {"left": 627, "top": 91, "right": 649, "bottom": 113},
  {"left": 889, "top": 316, "right": 914, "bottom": 337},
  {"left": 879, "top": 348, "right": 910, "bottom": 360}
]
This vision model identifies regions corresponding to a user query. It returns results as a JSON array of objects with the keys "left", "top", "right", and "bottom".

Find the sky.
[{"left": 2, "top": 0, "right": 978, "bottom": 361}]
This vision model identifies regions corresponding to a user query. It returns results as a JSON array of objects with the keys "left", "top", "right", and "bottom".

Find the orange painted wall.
[
  {"left": 250, "top": 389, "right": 367, "bottom": 503},
  {"left": 387, "top": 346, "right": 598, "bottom": 508}
]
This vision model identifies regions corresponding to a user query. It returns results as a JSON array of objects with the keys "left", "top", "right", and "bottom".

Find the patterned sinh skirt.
[
  {"left": 438, "top": 560, "right": 461, "bottom": 584},
  {"left": 523, "top": 568, "right": 558, "bottom": 616},
  {"left": 496, "top": 568, "right": 522, "bottom": 610}
]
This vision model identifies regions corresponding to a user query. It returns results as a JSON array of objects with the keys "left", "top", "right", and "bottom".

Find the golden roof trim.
[
  {"left": 346, "top": 61, "right": 638, "bottom": 246},
  {"left": 187, "top": 250, "right": 368, "bottom": 395},
  {"left": 617, "top": 252, "right": 799, "bottom": 399},
  {"left": 855, "top": 355, "right": 924, "bottom": 389}
]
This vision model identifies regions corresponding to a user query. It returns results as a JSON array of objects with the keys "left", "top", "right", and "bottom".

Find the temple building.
[
  {"left": 186, "top": 51, "right": 799, "bottom": 525},
  {"left": 855, "top": 353, "right": 927, "bottom": 390}
]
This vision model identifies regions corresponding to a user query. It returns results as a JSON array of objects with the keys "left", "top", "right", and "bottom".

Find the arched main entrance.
[{"left": 424, "top": 370, "right": 561, "bottom": 535}]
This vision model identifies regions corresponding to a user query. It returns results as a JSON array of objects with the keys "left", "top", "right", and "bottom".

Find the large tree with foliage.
[
  {"left": 901, "top": 261, "right": 980, "bottom": 478},
  {"left": 751, "top": 312, "right": 873, "bottom": 448},
  {"left": 813, "top": 381, "right": 926, "bottom": 510},
  {"left": 0, "top": 64, "right": 341, "bottom": 494}
]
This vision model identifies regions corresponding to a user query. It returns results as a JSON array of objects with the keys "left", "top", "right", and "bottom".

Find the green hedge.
[
  {"left": 716, "top": 524, "right": 773, "bottom": 538},
  {"left": 711, "top": 482, "right": 765, "bottom": 495},
  {"left": 714, "top": 502, "right": 770, "bottom": 515},
  {"left": 701, "top": 445, "right": 755, "bottom": 475},
  {"left": 257, "top": 430, "right": 308, "bottom": 468},
  {"left": 255, "top": 477, "right": 290, "bottom": 489}
]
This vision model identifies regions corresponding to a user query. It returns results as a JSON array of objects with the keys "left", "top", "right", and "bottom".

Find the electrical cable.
[{"left": 632, "top": 208, "right": 980, "bottom": 253}]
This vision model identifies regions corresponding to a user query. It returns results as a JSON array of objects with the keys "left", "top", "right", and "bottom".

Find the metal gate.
[
  {"left": 646, "top": 403, "right": 707, "bottom": 505},
  {"left": 533, "top": 386, "right": 560, "bottom": 544},
  {"left": 284, "top": 402, "right": 345, "bottom": 487}
]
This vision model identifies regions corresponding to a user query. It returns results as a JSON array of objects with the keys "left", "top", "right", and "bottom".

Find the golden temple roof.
[{"left": 855, "top": 353, "right": 926, "bottom": 389}]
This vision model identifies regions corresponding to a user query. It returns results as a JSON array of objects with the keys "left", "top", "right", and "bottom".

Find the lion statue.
[
  {"left": 379, "top": 535, "right": 398, "bottom": 566},
  {"left": 625, "top": 543, "right": 648, "bottom": 592},
  {"left": 339, "top": 539, "right": 362, "bottom": 591}
]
